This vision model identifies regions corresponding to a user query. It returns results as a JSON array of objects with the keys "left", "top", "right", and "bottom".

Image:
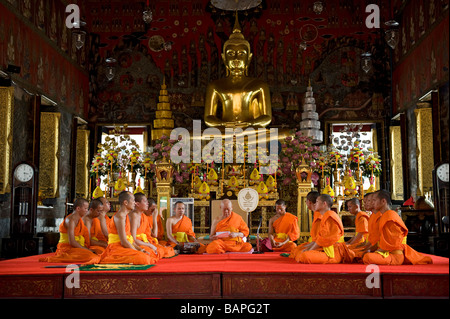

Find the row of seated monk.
[{"left": 39, "top": 190, "right": 432, "bottom": 266}]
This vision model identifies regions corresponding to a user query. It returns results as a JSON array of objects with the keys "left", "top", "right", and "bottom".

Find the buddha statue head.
[{"left": 222, "top": 14, "right": 252, "bottom": 77}]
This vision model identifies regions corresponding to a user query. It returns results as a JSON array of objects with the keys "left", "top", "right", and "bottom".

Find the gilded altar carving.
[
  {"left": 389, "top": 126, "right": 404, "bottom": 200},
  {"left": 414, "top": 107, "right": 434, "bottom": 196},
  {"left": 0, "top": 87, "right": 14, "bottom": 195},
  {"left": 75, "top": 128, "right": 90, "bottom": 198},
  {"left": 39, "top": 112, "right": 61, "bottom": 198}
]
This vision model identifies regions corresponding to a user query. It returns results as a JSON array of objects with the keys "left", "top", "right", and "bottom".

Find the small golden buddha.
[{"left": 204, "top": 14, "right": 272, "bottom": 129}]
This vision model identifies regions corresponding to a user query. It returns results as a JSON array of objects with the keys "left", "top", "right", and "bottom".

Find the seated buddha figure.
[{"left": 204, "top": 16, "right": 272, "bottom": 129}]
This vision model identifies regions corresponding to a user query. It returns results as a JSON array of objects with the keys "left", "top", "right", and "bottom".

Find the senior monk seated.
[
  {"left": 345, "top": 197, "right": 370, "bottom": 247},
  {"left": 99, "top": 191, "right": 157, "bottom": 265},
  {"left": 205, "top": 199, "right": 253, "bottom": 254},
  {"left": 362, "top": 190, "right": 432, "bottom": 265},
  {"left": 82, "top": 198, "right": 107, "bottom": 254},
  {"left": 130, "top": 193, "right": 175, "bottom": 258},
  {"left": 290, "top": 191, "right": 320, "bottom": 259},
  {"left": 265, "top": 199, "right": 299, "bottom": 252},
  {"left": 39, "top": 198, "right": 101, "bottom": 264},
  {"left": 295, "top": 194, "right": 354, "bottom": 264}
]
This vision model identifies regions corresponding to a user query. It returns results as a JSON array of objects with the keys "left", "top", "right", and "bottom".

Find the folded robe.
[
  {"left": 99, "top": 214, "right": 157, "bottom": 265},
  {"left": 39, "top": 217, "right": 101, "bottom": 264},
  {"left": 271, "top": 212, "right": 299, "bottom": 252},
  {"left": 206, "top": 212, "right": 252, "bottom": 254}
]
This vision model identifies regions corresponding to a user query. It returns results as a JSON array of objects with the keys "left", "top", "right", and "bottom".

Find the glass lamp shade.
[
  {"left": 105, "top": 58, "right": 117, "bottom": 81},
  {"left": 72, "top": 30, "right": 86, "bottom": 50},
  {"left": 361, "top": 52, "right": 372, "bottom": 73},
  {"left": 106, "top": 67, "right": 115, "bottom": 81},
  {"left": 385, "top": 20, "right": 400, "bottom": 49}
]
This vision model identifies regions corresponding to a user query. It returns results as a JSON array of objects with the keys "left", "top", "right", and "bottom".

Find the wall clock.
[{"left": 433, "top": 162, "right": 449, "bottom": 234}]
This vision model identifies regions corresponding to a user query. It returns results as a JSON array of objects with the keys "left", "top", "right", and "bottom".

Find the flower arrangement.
[
  {"left": 348, "top": 141, "right": 365, "bottom": 171},
  {"left": 279, "top": 130, "right": 321, "bottom": 185},
  {"left": 327, "top": 147, "right": 344, "bottom": 170},
  {"left": 150, "top": 134, "right": 191, "bottom": 183},
  {"left": 362, "top": 149, "right": 382, "bottom": 177},
  {"left": 89, "top": 151, "right": 106, "bottom": 177}
]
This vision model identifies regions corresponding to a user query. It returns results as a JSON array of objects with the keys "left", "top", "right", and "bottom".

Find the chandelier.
[
  {"left": 210, "top": 0, "right": 262, "bottom": 11},
  {"left": 72, "top": 20, "right": 87, "bottom": 50},
  {"left": 385, "top": 20, "right": 400, "bottom": 49}
]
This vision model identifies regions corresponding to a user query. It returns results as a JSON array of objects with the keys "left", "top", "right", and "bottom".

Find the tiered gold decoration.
[{"left": 152, "top": 78, "right": 174, "bottom": 141}]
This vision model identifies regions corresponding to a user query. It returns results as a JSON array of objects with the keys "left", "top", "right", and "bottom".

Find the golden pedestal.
[{"left": 155, "top": 157, "right": 174, "bottom": 221}]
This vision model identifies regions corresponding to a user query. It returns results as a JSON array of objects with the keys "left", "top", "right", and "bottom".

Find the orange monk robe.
[
  {"left": 347, "top": 211, "right": 370, "bottom": 248},
  {"left": 363, "top": 210, "right": 433, "bottom": 265},
  {"left": 148, "top": 213, "right": 166, "bottom": 245},
  {"left": 138, "top": 213, "right": 175, "bottom": 258},
  {"left": 206, "top": 212, "right": 252, "bottom": 254},
  {"left": 295, "top": 210, "right": 354, "bottom": 264},
  {"left": 167, "top": 215, "right": 206, "bottom": 253},
  {"left": 290, "top": 211, "right": 321, "bottom": 259},
  {"left": 88, "top": 218, "right": 109, "bottom": 254},
  {"left": 99, "top": 214, "right": 157, "bottom": 265},
  {"left": 272, "top": 212, "right": 299, "bottom": 252},
  {"left": 39, "top": 218, "right": 101, "bottom": 264}
]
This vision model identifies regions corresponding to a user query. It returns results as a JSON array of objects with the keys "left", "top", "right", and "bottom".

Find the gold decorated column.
[
  {"left": 75, "top": 128, "right": 90, "bottom": 198},
  {"left": 0, "top": 87, "right": 14, "bottom": 195},
  {"left": 414, "top": 107, "right": 434, "bottom": 197},
  {"left": 155, "top": 157, "right": 174, "bottom": 222},
  {"left": 295, "top": 159, "right": 313, "bottom": 235},
  {"left": 39, "top": 112, "right": 61, "bottom": 199}
]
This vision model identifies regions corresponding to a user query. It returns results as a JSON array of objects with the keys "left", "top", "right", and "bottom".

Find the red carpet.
[{"left": 0, "top": 252, "right": 448, "bottom": 275}]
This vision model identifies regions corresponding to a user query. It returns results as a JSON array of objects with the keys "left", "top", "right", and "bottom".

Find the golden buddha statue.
[{"left": 204, "top": 14, "right": 272, "bottom": 129}]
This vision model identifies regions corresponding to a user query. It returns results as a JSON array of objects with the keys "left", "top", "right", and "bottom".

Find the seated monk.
[
  {"left": 39, "top": 198, "right": 101, "bottom": 264},
  {"left": 363, "top": 190, "right": 432, "bottom": 265},
  {"left": 295, "top": 194, "right": 354, "bottom": 264},
  {"left": 206, "top": 199, "right": 252, "bottom": 254},
  {"left": 165, "top": 201, "right": 205, "bottom": 253},
  {"left": 130, "top": 193, "right": 175, "bottom": 258},
  {"left": 265, "top": 199, "right": 299, "bottom": 252},
  {"left": 146, "top": 198, "right": 166, "bottom": 245},
  {"left": 290, "top": 191, "right": 320, "bottom": 259},
  {"left": 345, "top": 197, "right": 370, "bottom": 247},
  {"left": 99, "top": 191, "right": 157, "bottom": 265},
  {"left": 82, "top": 199, "right": 107, "bottom": 254},
  {"left": 350, "top": 192, "right": 385, "bottom": 261},
  {"left": 98, "top": 196, "right": 112, "bottom": 227}
]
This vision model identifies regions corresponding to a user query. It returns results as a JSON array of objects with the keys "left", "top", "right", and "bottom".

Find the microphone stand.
[{"left": 253, "top": 215, "right": 264, "bottom": 254}]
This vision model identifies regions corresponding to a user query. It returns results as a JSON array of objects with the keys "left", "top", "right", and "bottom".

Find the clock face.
[
  {"left": 437, "top": 163, "right": 449, "bottom": 183},
  {"left": 14, "top": 164, "right": 34, "bottom": 183}
]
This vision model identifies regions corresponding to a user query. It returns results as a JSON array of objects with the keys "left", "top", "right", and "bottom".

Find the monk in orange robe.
[
  {"left": 39, "top": 198, "right": 101, "bottom": 264},
  {"left": 290, "top": 191, "right": 320, "bottom": 259},
  {"left": 99, "top": 197, "right": 112, "bottom": 227},
  {"left": 146, "top": 198, "right": 166, "bottom": 245},
  {"left": 267, "top": 199, "right": 299, "bottom": 252},
  {"left": 345, "top": 198, "right": 370, "bottom": 247},
  {"left": 206, "top": 199, "right": 252, "bottom": 254},
  {"left": 82, "top": 198, "right": 107, "bottom": 254},
  {"left": 99, "top": 191, "right": 157, "bottom": 265},
  {"left": 363, "top": 190, "right": 432, "bottom": 265},
  {"left": 130, "top": 193, "right": 175, "bottom": 258},
  {"left": 295, "top": 194, "right": 354, "bottom": 264}
]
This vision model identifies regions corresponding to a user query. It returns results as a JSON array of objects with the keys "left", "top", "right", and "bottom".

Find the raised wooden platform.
[{"left": 0, "top": 253, "right": 448, "bottom": 299}]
